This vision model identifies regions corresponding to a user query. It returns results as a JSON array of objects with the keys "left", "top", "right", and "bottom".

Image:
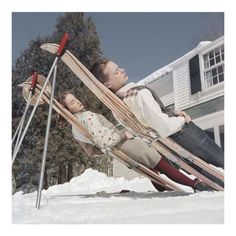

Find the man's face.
[
  {"left": 103, "top": 61, "right": 128, "bottom": 92},
  {"left": 64, "top": 94, "right": 84, "bottom": 114}
]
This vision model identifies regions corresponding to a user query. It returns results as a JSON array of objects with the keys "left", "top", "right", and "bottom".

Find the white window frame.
[{"left": 199, "top": 43, "right": 224, "bottom": 92}]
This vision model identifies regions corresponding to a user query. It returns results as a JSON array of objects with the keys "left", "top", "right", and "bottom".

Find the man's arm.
[{"left": 123, "top": 89, "right": 186, "bottom": 137}]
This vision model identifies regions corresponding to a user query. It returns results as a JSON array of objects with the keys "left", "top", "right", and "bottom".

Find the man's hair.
[{"left": 90, "top": 59, "right": 110, "bottom": 83}]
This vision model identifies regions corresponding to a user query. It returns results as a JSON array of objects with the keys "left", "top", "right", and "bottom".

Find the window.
[{"left": 203, "top": 45, "right": 224, "bottom": 88}]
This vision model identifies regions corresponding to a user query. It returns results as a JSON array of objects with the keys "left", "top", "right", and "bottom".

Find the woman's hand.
[{"left": 125, "top": 131, "right": 134, "bottom": 139}]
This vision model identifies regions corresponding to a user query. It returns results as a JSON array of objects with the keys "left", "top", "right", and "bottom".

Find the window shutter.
[{"left": 189, "top": 55, "right": 202, "bottom": 94}]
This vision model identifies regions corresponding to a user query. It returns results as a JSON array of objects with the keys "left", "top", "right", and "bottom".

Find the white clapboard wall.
[{"left": 113, "top": 158, "right": 143, "bottom": 180}]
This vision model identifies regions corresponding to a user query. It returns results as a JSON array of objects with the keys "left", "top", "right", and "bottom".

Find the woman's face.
[{"left": 64, "top": 94, "right": 84, "bottom": 113}]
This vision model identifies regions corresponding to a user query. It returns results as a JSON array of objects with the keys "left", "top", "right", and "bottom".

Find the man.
[{"left": 90, "top": 59, "right": 224, "bottom": 187}]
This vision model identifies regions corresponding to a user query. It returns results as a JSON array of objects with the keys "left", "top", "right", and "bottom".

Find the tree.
[
  {"left": 191, "top": 13, "right": 224, "bottom": 47},
  {"left": 12, "top": 13, "right": 114, "bottom": 192}
]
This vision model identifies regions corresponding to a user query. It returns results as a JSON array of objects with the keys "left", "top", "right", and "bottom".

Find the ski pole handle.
[
  {"left": 30, "top": 71, "right": 38, "bottom": 92},
  {"left": 57, "top": 32, "right": 69, "bottom": 57}
]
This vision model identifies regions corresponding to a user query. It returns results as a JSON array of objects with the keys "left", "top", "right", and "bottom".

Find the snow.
[{"left": 12, "top": 168, "right": 224, "bottom": 224}]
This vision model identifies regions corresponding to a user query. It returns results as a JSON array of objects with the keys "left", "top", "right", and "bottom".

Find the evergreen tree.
[{"left": 12, "top": 13, "right": 114, "bottom": 193}]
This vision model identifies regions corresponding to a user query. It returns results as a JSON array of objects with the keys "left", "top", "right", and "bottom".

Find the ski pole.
[
  {"left": 12, "top": 72, "right": 38, "bottom": 155},
  {"left": 12, "top": 72, "right": 37, "bottom": 144},
  {"left": 12, "top": 33, "right": 69, "bottom": 165},
  {"left": 13, "top": 92, "right": 32, "bottom": 155},
  {"left": 35, "top": 63, "right": 57, "bottom": 209},
  {"left": 11, "top": 59, "right": 58, "bottom": 164},
  {"left": 12, "top": 93, "right": 32, "bottom": 145},
  {"left": 35, "top": 33, "right": 69, "bottom": 209}
]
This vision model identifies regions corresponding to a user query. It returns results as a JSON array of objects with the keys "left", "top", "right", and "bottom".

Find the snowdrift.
[{"left": 12, "top": 168, "right": 224, "bottom": 223}]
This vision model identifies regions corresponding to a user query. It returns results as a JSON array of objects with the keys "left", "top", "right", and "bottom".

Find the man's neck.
[{"left": 115, "top": 82, "right": 136, "bottom": 98}]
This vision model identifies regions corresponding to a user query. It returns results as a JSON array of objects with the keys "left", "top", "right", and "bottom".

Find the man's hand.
[
  {"left": 174, "top": 110, "right": 186, "bottom": 117},
  {"left": 183, "top": 114, "right": 192, "bottom": 124},
  {"left": 174, "top": 110, "right": 192, "bottom": 124}
]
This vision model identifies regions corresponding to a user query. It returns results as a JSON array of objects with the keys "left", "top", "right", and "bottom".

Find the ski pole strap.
[
  {"left": 30, "top": 72, "right": 38, "bottom": 93},
  {"left": 57, "top": 32, "right": 69, "bottom": 57}
]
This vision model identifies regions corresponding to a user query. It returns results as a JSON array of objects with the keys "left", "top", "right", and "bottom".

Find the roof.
[{"left": 138, "top": 36, "right": 224, "bottom": 85}]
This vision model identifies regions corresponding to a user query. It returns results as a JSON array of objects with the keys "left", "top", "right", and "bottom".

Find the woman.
[{"left": 60, "top": 92, "right": 212, "bottom": 192}]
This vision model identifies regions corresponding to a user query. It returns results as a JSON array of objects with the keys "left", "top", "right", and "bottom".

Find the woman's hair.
[
  {"left": 90, "top": 59, "right": 110, "bottom": 83},
  {"left": 56, "top": 91, "right": 72, "bottom": 127},
  {"left": 59, "top": 91, "right": 71, "bottom": 110}
]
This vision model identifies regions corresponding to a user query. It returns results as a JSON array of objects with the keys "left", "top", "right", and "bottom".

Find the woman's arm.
[
  {"left": 78, "top": 141, "right": 103, "bottom": 156},
  {"left": 81, "top": 112, "right": 126, "bottom": 148}
]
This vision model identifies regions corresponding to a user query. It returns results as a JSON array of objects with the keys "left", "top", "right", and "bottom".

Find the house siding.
[
  {"left": 113, "top": 158, "right": 142, "bottom": 180},
  {"left": 173, "top": 63, "right": 191, "bottom": 110}
]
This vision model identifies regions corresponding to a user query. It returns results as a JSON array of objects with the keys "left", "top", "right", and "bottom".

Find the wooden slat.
[
  {"left": 31, "top": 83, "right": 181, "bottom": 191},
  {"left": 40, "top": 43, "right": 224, "bottom": 190},
  {"left": 159, "top": 137, "right": 224, "bottom": 180},
  {"left": 151, "top": 141, "right": 224, "bottom": 191}
]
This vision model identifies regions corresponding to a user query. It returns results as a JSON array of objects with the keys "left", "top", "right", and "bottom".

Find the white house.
[{"left": 113, "top": 36, "right": 224, "bottom": 179}]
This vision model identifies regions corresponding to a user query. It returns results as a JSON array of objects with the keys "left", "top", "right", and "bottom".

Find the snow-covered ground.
[{"left": 12, "top": 168, "right": 224, "bottom": 224}]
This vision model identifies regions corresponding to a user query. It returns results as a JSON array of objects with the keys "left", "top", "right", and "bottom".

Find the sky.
[
  {"left": 3, "top": 1, "right": 235, "bottom": 233},
  {"left": 12, "top": 12, "right": 223, "bottom": 82}
]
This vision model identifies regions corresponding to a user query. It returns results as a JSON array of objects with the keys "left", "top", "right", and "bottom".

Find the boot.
[
  {"left": 151, "top": 181, "right": 169, "bottom": 192},
  {"left": 193, "top": 179, "right": 214, "bottom": 192}
]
